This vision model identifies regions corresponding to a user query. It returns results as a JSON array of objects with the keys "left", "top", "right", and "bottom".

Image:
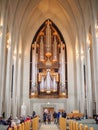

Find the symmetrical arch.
[
  {"left": 30, "top": 19, "right": 68, "bottom": 98},
  {"left": 0, "top": 0, "right": 98, "bottom": 118}
]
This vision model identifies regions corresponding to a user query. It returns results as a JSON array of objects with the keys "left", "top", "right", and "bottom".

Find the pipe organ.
[{"left": 30, "top": 19, "right": 67, "bottom": 98}]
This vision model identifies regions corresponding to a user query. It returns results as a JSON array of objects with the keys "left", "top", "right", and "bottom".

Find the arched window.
[{"left": 29, "top": 19, "right": 68, "bottom": 98}]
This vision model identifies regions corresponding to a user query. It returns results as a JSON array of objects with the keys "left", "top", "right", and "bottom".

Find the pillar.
[
  {"left": 86, "top": 47, "right": 93, "bottom": 117},
  {"left": 0, "top": 25, "right": 3, "bottom": 116},
  {"left": 95, "top": 36, "right": 98, "bottom": 113},
  {"left": 5, "top": 43, "right": 12, "bottom": 118}
]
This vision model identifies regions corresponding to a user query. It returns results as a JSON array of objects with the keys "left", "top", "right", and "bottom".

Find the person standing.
[
  {"left": 43, "top": 112, "right": 47, "bottom": 124},
  {"left": 47, "top": 112, "right": 51, "bottom": 124},
  {"left": 53, "top": 111, "right": 57, "bottom": 124}
]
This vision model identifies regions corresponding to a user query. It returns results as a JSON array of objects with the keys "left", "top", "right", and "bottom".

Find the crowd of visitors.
[
  {"left": 43, "top": 110, "right": 67, "bottom": 124},
  {"left": 1, "top": 109, "right": 98, "bottom": 130},
  {"left": 0, "top": 111, "right": 37, "bottom": 129}
]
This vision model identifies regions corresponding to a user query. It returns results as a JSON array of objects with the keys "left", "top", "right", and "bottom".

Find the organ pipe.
[
  {"left": 45, "top": 20, "right": 51, "bottom": 57},
  {"left": 53, "top": 36, "right": 57, "bottom": 61},
  {"left": 32, "top": 42, "right": 36, "bottom": 92},
  {"left": 52, "top": 77, "right": 57, "bottom": 92},
  {"left": 39, "top": 36, "right": 44, "bottom": 61},
  {"left": 60, "top": 42, "right": 66, "bottom": 93},
  {"left": 40, "top": 76, "right": 45, "bottom": 92},
  {"left": 46, "top": 70, "right": 51, "bottom": 93}
]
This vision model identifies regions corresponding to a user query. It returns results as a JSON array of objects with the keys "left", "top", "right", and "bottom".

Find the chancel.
[{"left": 0, "top": 1, "right": 98, "bottom": 129}]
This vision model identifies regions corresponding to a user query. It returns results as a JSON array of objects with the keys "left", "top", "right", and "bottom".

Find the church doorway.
[{"left": 43, "top": 107, "right": 54, "bottom": 121}]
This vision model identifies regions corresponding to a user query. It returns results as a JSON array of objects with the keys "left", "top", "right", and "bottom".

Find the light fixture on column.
[
  {"left": 13, "top": 47, "right": 17, "bottom": 60},
  {"left": 95, "top": 25, "right": 98, "bottom": 37},
  {"left": 87, "top": 36, "right": 90, "bottom": 50},
  {"left": 6, "top": 33, "right": 11, "bottom": 49},
  {"left": 81, "top": 48, "right": 84, "bottom": 61},
  {"left": 0, "top": 26, "right": 2, "bottom": 37}
]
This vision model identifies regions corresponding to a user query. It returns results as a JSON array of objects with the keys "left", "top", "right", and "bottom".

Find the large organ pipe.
[
  {"left": 53, "top": 36, "right": 57, "bottom": 61},
  {"left": 52, "top": 77, "right": 57, "bottom": 92},
  {"left": 32, "top": 42, "right": 36, "bottom": 93},
  {"left": 45, "top": 20, "right": 51, "bottom": 57},
  {"left": 46, "top": 70, "right": 51, "bottom": 93},
  {"left": 39, "top": 36, "right": 44, "bottom": 61},
  {"left": 40, "top": 76, "right": 45, "bottom": 92},
  {"left": 35, "top": 53, "right": 38, "bottom": 92},
  {"left": 60, "top": 42, "right": 66, "bottom": 93}
]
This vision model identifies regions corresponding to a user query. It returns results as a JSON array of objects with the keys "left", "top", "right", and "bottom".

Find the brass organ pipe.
[
  {"left": 39, "top": 36, "right": 44, "bottom": 61},
  {"left": 46, "top": 20, "right": 51, "bottom": 56},
  {"left": 53, "top": 36, "right": 57, "bottom": 61}
]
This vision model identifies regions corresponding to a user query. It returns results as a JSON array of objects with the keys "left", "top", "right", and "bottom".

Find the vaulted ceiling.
[{"left": 3, "top": 0, "right": 97, "bottom": 52}]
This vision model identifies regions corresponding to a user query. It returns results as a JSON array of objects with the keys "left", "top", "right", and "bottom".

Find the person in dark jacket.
[
  {"left": 43, "top": 112, "right": 47, "bottom": 124},
  {"left": 53, "top": 111, "right": 57, "bottom": 124},
  {"left": 95, "top": 114, "right": 98, "bottom": 124}
]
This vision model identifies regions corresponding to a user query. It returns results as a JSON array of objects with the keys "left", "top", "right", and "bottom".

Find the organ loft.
[{"left": 30, "top": 19, "right": 68, "bottom": 98}]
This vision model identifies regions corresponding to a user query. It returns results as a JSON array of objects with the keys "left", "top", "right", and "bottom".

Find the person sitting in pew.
[{"left": 95, "top": 114, "right": 98, "bottom": 124}]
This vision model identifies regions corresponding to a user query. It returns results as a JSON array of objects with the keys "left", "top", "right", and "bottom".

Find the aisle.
[{"left": 39, "top": 123, "right": 59, "bottom": 130}]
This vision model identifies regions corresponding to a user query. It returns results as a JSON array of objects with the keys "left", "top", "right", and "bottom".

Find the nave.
[{"left": 1, "top": 0, "right": 98, "bottom": 128}]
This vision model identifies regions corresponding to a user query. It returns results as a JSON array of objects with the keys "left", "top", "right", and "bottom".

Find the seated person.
[
  {"left": 75, "top": 116, "right": 81, "bottom": 120},
  {"left": 95, "top": 114, "right": 98, "bottom": 124}
]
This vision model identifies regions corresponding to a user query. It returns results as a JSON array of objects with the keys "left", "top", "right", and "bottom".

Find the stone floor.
[
  {"left": 39, "top": 123, "right": 59, "bottom": 130},
  {"left": 0, "top": 125, "right": 8, "bottom": 130}
]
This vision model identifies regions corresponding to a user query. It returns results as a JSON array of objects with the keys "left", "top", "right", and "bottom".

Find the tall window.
[{"left": 30, "top": 19, "right": 68, "bottom": 98}]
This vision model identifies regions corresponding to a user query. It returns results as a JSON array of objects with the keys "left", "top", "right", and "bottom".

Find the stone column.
[
  {"left": 60, "top": 42, "right": 66, "bottom": 93},
  {"left": 5, "top": 45, "right": 12, "bottom": 118},
  {"left": 16, "top": 56, "right": 21, "bottom": 116},
  {"left": 32, "top": 42, "right": 37, "bottom": 93},
  {"left": 80, "top": 54, "right": 85, "bottom": 114},
  {"left": 95, "top": 36, "right": 98, "bottom": 113},
  {"left": 12, "top": 50, "right": 17, "bottom": 118},
  {"left": 86, "top": 48, "right": 93, "bottom": 117},
  {"left": 76, "top": 53, "right": 81, "bottom": 111},
  {"left": 0, "top": 26, "right": 3, "bottom": 116}
]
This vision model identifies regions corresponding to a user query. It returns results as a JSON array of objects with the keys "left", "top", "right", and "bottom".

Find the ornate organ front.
[{"left": 30, "top": 19, "right": 68, "bottom": 98}]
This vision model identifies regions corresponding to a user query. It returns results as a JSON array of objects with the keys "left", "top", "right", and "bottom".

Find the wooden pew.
[
  {"left": 76, "top": 122, "right": 78, "bottom": 130},
  {"left": 32, "top": 117, "right": 39, "bottom": 130},
  {"left": 27, "top": 121, "right": 31, "bottom": 130},
  {"left": 21, "top": 122, "right": 24, "bottom": 130},
  {"left": 79, "top": 124, "right": 83, "bottom": 130},
  {"left": 8, "top": 128, "right": 12, "bottom": 130},
  {"left": 84, "top": 125, "right": 88, "bottom": 130},
  {"left": 24, "top": 121, "right": 27, "bottom": 130},
  {"left": 69, "top": 120, "right": 73, "bottom": 130},
  {"left": 59, "top": 117, "right": 66, "bottom": 130},
  {"left": 13, "top": 126, "right": 17, "bottom": 130},
  {"left": 17, "top": 124, "right": 22, "bottom": 130},
  {"left": 72, "top": 121, "right": 76, "bottom": 130},
  {"left": 90, "top": 127, "right": 94, "bottom": 130}
]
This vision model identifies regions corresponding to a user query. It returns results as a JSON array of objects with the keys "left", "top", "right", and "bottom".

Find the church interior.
[{"left": 0, "top": 0, "right": 98, "bottom": 129}]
